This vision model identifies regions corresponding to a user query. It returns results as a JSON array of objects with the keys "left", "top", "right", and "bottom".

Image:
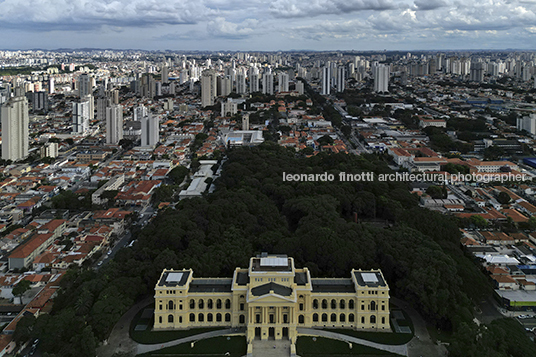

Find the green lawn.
[
  {"left": 324, "top": 309, "right": 413, "bottom": 345},
  {"left": 296, "top": 336, "right": 402, "bottom": 356},
  {"left": 130, "top": 304, "right": 225, "bottom": 344},
  {"left": 323, "top": 329, "right": 412, "bottom": 345},
  {"left": 138, "top": 336, "right": 247, "bottom": 356}
]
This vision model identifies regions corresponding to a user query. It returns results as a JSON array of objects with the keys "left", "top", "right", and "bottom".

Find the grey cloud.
[
  {"left": 0, "top": 0, "right": 208, "bottom": 31},
  {"left": 413, "top": 0, "right": 448, "bottom": 11},
  {"left": 269, "top": 0, "right": 395, "bottom": 18},
  {"left": 206, "top": 17, "right": 258, "bottom": 39}
]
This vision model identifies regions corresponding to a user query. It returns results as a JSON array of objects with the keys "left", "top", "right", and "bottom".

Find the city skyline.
[{"left": 1, "top": 0, "right": 536, "bottom": 51}]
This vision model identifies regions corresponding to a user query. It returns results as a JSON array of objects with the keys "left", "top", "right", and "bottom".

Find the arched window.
[
  {"left": 208, "top": 299, "right": 213, "bottom": 309},
  {"left": 299, "top": 315, "right": 305, "bottom": 324},
  {"left": 207, "top": 313, "right": 213, "bottom": 322},
  {"left": 216, "top": 299, "right": 222, "bottom": 309},
  {"left": 313, "top": 299, "right": 319, "bottom": 309},
  {"left": 349, "top": 313, "right": 355, "bottom": 323},
  {"left": 349, "top": 300, "right": 354, "bottom": 309},
  {"left": 299, "top": 295, "right": 304, "bottom": 299},
  {"left": 361, "top": 316, "right": 365, "bottom": 324},
  {"left": 322, "top": 313, "right": 328, "bottom": 322},
  {"left": 340, "top": 313, "right": 345, "bottom": 322},
  {"left": 340, "top": 300, "right": 345, "bottom": 309},
  {"left": 190, "top": 299, "right": 195, "bottom": 309},
  {"left": 216, "top": 313, "right": 222, "bottom": 322},
  {"left": 190, "top": 313, "right": 195, "bottom": 322},
  {"left": 159, "top": 316, "right": 162, "bottom": 324},
  {"left": 322, "top": 299, "right": 328, "bottom": 309},
  {"left": 225, "top": 313, "right": 231, "bottom": 322},
  {"left": 198, "top": 299, "right": 204, "bottom": 309},
  {"left": 331, "top": 299, "right": 337, "bottom": 309},
  {"left": 168, "top": 314, "right": 173, "bottom": 323},
  {"left": 179, "top": 316, "right": 182, "bottom": 323},
  {"left": 239, "top": 315, "right": 245, "bottom": 324},
  {"left": 225, "top": 299, "right": 231, "bottom": 309},
  {"left": 313, "top": 313, "right": 319, "bottom": 322},
  {"left": 198, "top": 313, "right": 204, "bottom": 322},
  {"left": 370, "top": 315, "right": 376, "bottom": 324},
  {"left": 331, "top": 313, "right": 337, "bottom": 322},
  {"left": 382, "top": 316, "right": 385, "bottom": 324},
  {"left": 370, "top": 301, "right": 376, "bottom": 311},
  {"left": 168, "top": 301, "right": 174, "bottom": 310}
]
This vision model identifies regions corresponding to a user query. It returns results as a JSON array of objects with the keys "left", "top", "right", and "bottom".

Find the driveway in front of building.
[{"left": 390, "top": 297, "right": 448, "bottom": 357}]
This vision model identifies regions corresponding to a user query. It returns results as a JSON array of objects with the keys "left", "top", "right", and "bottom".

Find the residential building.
[
  {"left": 201, "top": 70, "right": 217, "bottom": 107},
  {"left": 373, "top": 64, "right": 389, "bottom": 93},
  {"left": 141, "top": 112, "right": 159, "bottom": 147},
  {"left": 1, "top": 87, "right": 29, "bottom": 161},
  {"left": 105, "top": 104, "right": 123, "bottom": 145}
]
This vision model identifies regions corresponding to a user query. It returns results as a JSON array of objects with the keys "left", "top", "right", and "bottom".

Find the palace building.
[{"left": 154, "top": 254, "right": 390, "bottom": 346}]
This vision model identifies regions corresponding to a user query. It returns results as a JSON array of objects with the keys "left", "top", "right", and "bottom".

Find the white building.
[
  {"left": 373, "top": 64, "right": 389, "bottom": 93},
  {"left": 201, "top": 70, "right": 217, "bottom": 107},
  {"left": 78, "top": 73, "right": 92, "bottom": 97},
  {"left": 322, "top": 66, "right": 331, "bottom": 95},
  {"left": 337, "top": 66, "right": 345, "bottom": 92},
  {"left": 262, "top": 69, "right": 274, "bottom": 95},
  {"left": 278, "top": 72, "right": 289, "bottom": 93},
  {"left": 236, "top": 71, "right": 247, "bottom": 94},
  {"left": 221, "top": 98, "right": 239, "bottom": 116},
  {"left": 72, "top": 100, "right": 90, "bottom": 135},
  {"left": 1, "top": 88, "right": 29, "bottom": 161},
  {"left": 40, "top": 142, "right": 59, "bottom": 158},
  {"left": 105, "top": 104, "right": 123, "bottom": 145},
  {"left": 141, "top": 112, "right": 159, "bottom": 147},
  {"left": 517, "top": 113, "right": 536, "bottom": 135}
]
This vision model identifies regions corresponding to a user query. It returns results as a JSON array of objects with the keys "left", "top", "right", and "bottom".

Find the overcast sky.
[{"left": 1, "top": 0, "right": 535, "bottom": 51}]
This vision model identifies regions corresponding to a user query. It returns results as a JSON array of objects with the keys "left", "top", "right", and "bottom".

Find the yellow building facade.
[{"left": 154, "top": 254, "right": 390, "bottom": 344}]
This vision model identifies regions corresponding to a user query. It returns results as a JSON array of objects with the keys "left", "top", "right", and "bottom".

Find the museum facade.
[{"left": 154, "top": 254, "right": 390, "bottom": 343}]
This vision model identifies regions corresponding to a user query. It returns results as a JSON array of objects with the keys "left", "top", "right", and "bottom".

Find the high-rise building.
[
  {"left": 162, "top": 64, "right": 169, "bottom": 84},
  {"left": 321, "top": 66, "right": 331, "bottom": 95},
  {"left": 248, "top": 67, "right": 260, "bottom": 93},
  {"left": 262, "top": 69, "right": 274, "bottom": 95},
  {"left": 242, "top": 113, "right": 250, "bottom": 131},
  {"left": 105, "top": 105, "right": 123, "bottom": 145},
  {"left": 336, "top": 66, "right": 345, "bottom": 93},
  {"left": 201, "top": 70, "right": 217, "bottom": 107},
  {"left": 133, "top": 105, "right": 148, "bottom": 121},
  {"left": 31, "top": 91, "right": 48, "bottom": 112},
  {"left": 140, "top": 74, "right": 156, "bottom": 99},
  {"left": 96, "top": 96, "right": 111, "bottom": 122},
  {"left": 236, "top": 71, "right": 247, "bottom": 94},
  {"left": 470, "top": 62, "right": 485, "bottom": 82},
  {"left": 221, "top": 76, "right": 233, "bottom": 97},
  {"left": 517, "top": 114, "right": 536, "bottom": 135},
  {"left": 48, "top": 77, "right": 55, "bottom": 94},
  {"left": 373, "top": 64, "right": 389, "bottom": 93},
  {"left": 278, "top": 72, "right": 289, "bottom": 93},
  {"left": 40, "top": 142, "right": 58, "bottom": 159},
  {"left": 1, "top": 88, "right": 29, "bottom": 161},
  {"left": 72, "top": 99, "right": 90, "bottom": 134},
  {"left": 78, "top": 74, "right": 92, "bottom": 98},
  {"left": 296, "top": 81, "right": 304, "bottom": 95},
  {"left": 141, "top": 112, "right": 159, "bottom": 147}
]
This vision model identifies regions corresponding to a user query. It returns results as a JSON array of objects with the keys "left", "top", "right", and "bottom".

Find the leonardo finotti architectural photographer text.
[{"left": 282, "top": 171, "right": 531, "bottom": 184}]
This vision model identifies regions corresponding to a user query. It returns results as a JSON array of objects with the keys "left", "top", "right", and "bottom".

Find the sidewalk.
[{"left": 96, "top": 296, "right": 153, "bottom": 357}]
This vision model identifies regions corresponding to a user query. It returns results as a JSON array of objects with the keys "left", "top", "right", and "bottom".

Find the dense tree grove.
[{"left": 15, "top": 143, "right": 535, "bottom": 356}]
